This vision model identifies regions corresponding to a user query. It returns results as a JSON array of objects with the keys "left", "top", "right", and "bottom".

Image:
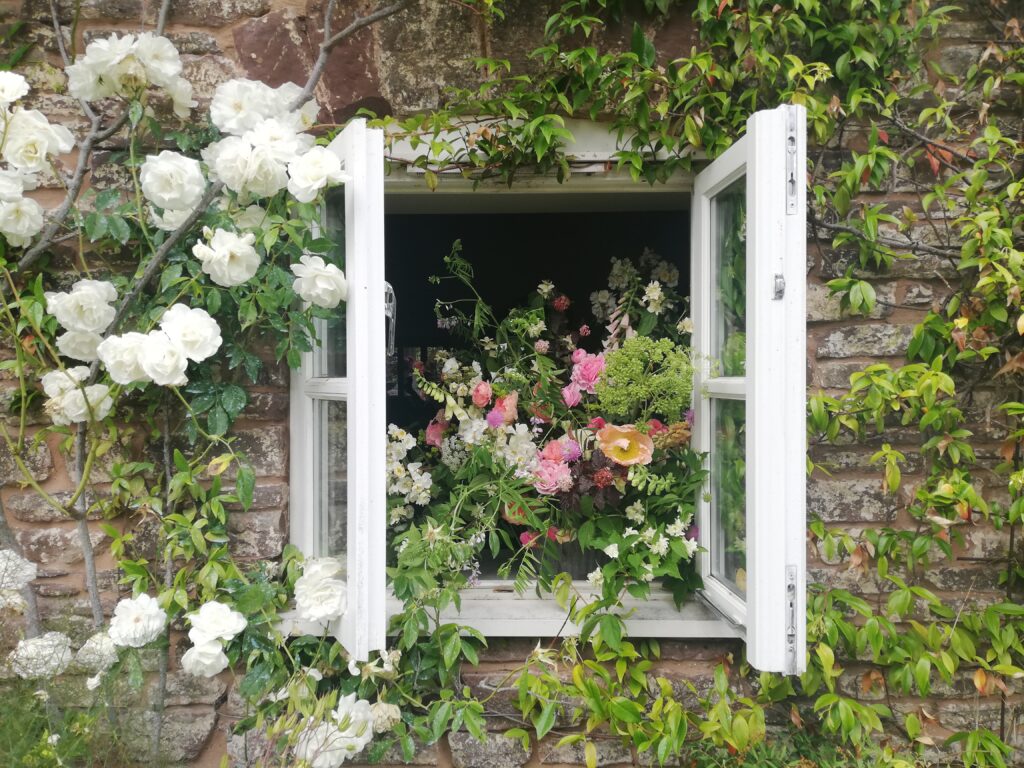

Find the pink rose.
[
  {"left": 487, "top": 391, "right": 518, "bottom": 427},
  {"left": 572, "top": 348, "right": 587, "bottom": 364},
  {"left": 540, "top": 440, "right": 564, "bottom": 462},
  {"left": 570, "top": 352, "right": 605, "bottom": 394},
  {"left": 534, "top": 458, "right": 573, "bottom": 495},
  {"left": 562, "top": 382, "right": 582, "bottom": 407},
  {"left": 472, "top": 381, "right": 493, "bottom": 408},
  {"left": 425, "top": 411, "right": 449, "bottom": 448},
  {"left": 579, "top": 324, "right": 591, "bottom": 337},
  {"left": 646, "top": 419, "right": 668, "bottom": 436},
  {"left": 588, "top": 416, "right": 607, "bottom": 430}
]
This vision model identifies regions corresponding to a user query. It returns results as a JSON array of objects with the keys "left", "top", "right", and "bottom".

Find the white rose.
[
  {"left": 168, "top": 76, "right": 195, "bottom": 119},
  {"left": 138, "top": 330, "right": 189, "bottom": 386},
  {"left": 133, "top": 32, "right": 182, "bottom": 88},
  {"left": 65, "top": 59, "right": 111, "bottom": 101},
  {"left": 192, "top": 227, "right": 260, "bottom": 287},
  {"left": 181, "top": 639, "right": 229, "bottom": 677},
  {"left": 41, "top": 366, "right": 90, "bottom": 398},
  {"left": 291, "top": 254, "right": 347, "bottom": 309},
  {"left": 44, "top": 279, "right": 117, "bottom": 333},
  {"left": 187, "top": 600, "right": 247, "bottom": 644},
  {"left": 370, "top": 701, "right": 401, "bottom": 734},
  {"left": 159, "top": 304, "right": 222, "bottom": 362},
  {"left": 244, "top": 146, "right": 289, "bottom": 198},
  {"left": 108, "top": 593, "right": 166, "bottom": 648},
  {"left": 149, "top": 205, "right": 195, "bottom": 232},
  {"left": 294, "top": 720, "right": 350, "bottom": 768},
  {"left": 56, "top": 330, "right": 103, "bottom": 362},
  {"left": 0, "top": 197, "right": 43, "bottom": 247},
  {"left": 80, "top": 33, "right": 136, "bottom": 72},
  {"left": 0, "top": 549, "right": 37, "bottom": 591},
  {"left": 140, "top": 150, "right": 205, "bottom": 211},
  {"left": 2, "top": 109, "right": 74, "bottom": 171},
  {"left": 332, "top": 692, "right": 374, "bottom": 751},
  {"left": 244, "top": 117, "right": 313, "bottom": 166},
  {"left": 97, "top": 332, "right": 151, "bottom": 385},
  {"left": 48, "top": 383, "right": 113, "bottom": 425},
  {"left": 294, "top": 557, "right": 347, "bottom": 623},
  {"left": 274, "top": 82, "right": 320, "bottom": 130},
  {"left": 0, "top": 167, "right": 37, "bottom": 202},
  {"left": 202, "top": 136, "right": 251, "bottom": 193},
  {"left": 209, "top": 79, "right": 277, "bottom": 136},
  {"left": 287, "top": 146, "right": 348, "bottom": 203},
  {"left": 75, "top": 632, "right": 118, "bottom": 672},
  {"left": 231, "top": 204, "right": 266, "bottom": 230},
  {"left": 0, "top": 71, "right": 29, "bottom": 104},
  {"left": 8, "top": 632, "right": 72, "bottom": 679}
]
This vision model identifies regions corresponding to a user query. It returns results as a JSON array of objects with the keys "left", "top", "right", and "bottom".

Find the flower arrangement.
[{"left": 387, "top": 244, "right": 706, "bottom": 609}]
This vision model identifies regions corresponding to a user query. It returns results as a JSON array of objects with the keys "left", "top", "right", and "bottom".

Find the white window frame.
[
  {"left": 692, "top": 104, "right": 807, "bottom": 674},
  {"left": 289, "top": 119, "right": 387, "bottom": 661},
  {"left": 289, "top": 107, "right": 806, "bottom": 673}
]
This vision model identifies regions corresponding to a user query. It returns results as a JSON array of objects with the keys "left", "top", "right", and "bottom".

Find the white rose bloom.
[
  {"left": 44, "top": 279, "right": 117, "bottom": 333},
  {"left": 138, "top": 330, "right": 189, "bottom": 386},
  {"left": 202, "top": 136, "right": 252, "bottom": 193},
  {"left": 75, "top": 632, "right": 118, "bottom": 672},
  {"left": 210, "top": 79, "right": 278, "bottom": 135},
  {"left": 294, "top": 720, "right": 350, "bottom": 768},
  {"left": 232, "top": 204, "right": 266, "bottom": 230},
  {"left": 0, "top": 197, "right": 44, "bottom": 247},
  {"left": 0, "top": 71, "right": 29, "bottom": 104},
  {"left": 244, "top": 146, "right": 289, "bottom": 198},
  {"left": 65, "top": 59, "right": 112, "bottom": 101},
  {"left": 275, "top": 82, "right": 320, "bottom": 130},
  {"left": 41, "top": 366, "right": 89, "bottom": 398},
  {"left": 0, "top": 167, "right": 37, "bottom": 202},
  {"left": 49, "top": 383, "right": 113, "bottom": 425},
  {"left": 181, "top": 639, "right": 229, "bottom": 678},
  {"left": 192, "top": 227, "right": 260, "bottom": 287},
  {"left": 187, "top": 600, "right": 247, "bottom": 644},
  {"left": 108, "top": 593, "right": 166, "bottom": 648},
  {"left": 332, "top": 692, "right": 374, "bottom": 751},
  {"left": 370, "top": 701, "right": 401, "bottom": 734},
  {"left": 133, "top": 32, "right": 182, "bottom": 88},
  {"left": 287, "top": 146, "right": 348, "bottom": 203},
  {"left": 97, "top": 332, "right": 151, "bottom": 385},
  {"left": 2, "top": 109, "right": 74, "bottom": 171},
  {"left": 140, "top": 150, "right": 205, "bottom": 211},
  {"left": 149, "top": 205, "right": 195, "bottom": 232},
  {"left": 0, "top": 549, "right": 37, "bottom": 591},
  {"left": 168, "top": 76, "right": 196, "bottom": 119},
  {"left": 8, "top": 632, "right": 72, "bottom": 679},
  {"left": 56, "top": 330, "right": 103, "bottom": 362},
  {"left": 159, "top": 304, "right": 222, "bottom": 362},
  {"left": 244, "top": 117, "right": 313, "bottom": 166},
  {"left": 291, "top": 254, "right": 347, "bottom": 309},
  {"left": 294, "top": 557, "right": 347, "bottom": 623}
]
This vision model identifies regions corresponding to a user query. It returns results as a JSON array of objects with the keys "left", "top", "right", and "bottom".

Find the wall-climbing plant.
[{"left": 0, "top": 0, "right": 1021, "bottom": 766}]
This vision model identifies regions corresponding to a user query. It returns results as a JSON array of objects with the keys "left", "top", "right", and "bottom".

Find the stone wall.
[{"left": 0, "top": 0, "right": 1018, "bottom": 765}]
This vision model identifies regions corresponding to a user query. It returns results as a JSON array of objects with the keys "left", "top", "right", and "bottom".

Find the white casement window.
[
  {"left": 290, "top": 106, "right": 806, "bottom": 673},
  {"left": 290, "top": 119, "right": 387, "bottom": 661}
]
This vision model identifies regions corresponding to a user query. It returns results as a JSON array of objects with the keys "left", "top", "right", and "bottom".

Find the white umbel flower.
[{"left": 108, "top": 593, "right": 166, "bottom": 648}]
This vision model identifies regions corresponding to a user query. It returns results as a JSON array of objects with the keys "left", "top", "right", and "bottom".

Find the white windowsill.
[{"left": 280, "top": 582, "right": 743, "bottom": 640}]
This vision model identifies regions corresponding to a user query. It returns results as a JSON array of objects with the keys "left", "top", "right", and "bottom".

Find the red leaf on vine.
[{"left": 717, "top": 0, "right": 729, "bottom": 18}]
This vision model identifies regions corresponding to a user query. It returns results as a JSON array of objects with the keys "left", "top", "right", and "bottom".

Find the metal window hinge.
[
  {"left": 384, "top": 282, "right": 397, "bottom": 356},
  {"left": 785, "top": 565, "right": 798, "bottom": 675},
  {"left": 786, "top": 107, "right": 799, "bottom": 215},
  {"left": 773, "top": 274, "right": 786, "bottom": 300}
]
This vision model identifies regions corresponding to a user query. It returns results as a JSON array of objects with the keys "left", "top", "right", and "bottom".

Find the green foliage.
[{"left": 595, "top": 336, "right": 693, "bottom": 422}]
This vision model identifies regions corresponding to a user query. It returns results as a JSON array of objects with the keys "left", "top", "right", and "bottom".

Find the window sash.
[{"left": 692, "top": 104, "right": 807, "bottom": 675}]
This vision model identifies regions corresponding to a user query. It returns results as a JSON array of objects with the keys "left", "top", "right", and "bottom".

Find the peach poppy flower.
[{"left": 596, "top": 424, "right": 654, "bottom": 466}]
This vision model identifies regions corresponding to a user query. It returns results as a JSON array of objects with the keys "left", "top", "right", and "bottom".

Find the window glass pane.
[
  {"left": 711, "top": 397, "right": 746, "bottom": 596},
  {"left": 712, "top": 177, "right": 746, "bottom": 376},
  {"left": 319, "top": 190, "right": 346, "bottom": 377},
  {"left": 316, "top": 398, "right": 347, "bottom": 561}
]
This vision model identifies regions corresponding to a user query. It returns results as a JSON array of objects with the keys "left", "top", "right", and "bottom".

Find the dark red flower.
[
  {"left": 593, "top": 467, "right": 615, "bottom": 489},
  {"left": 552, "top": 295, "right": 571, "bottom": 312},
  {"left": 647, "top": 418, "right": 669, "bottom": 436}
]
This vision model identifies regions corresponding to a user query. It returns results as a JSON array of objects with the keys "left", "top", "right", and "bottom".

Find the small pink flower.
[
  {"left": 646, "top": 419, "right": 668, "bottom": 436},
  {"left": 552, "top": 295, "right": 571, "bottom": 312},
  {"left": 572, "top": 348, "right": 587, "bottom": 364},
  {"left": 534, "top": 340, "right": 550, "bottom": 354},
  {"left": 540, "top": 440, "right": 565, "bottom": 463},
  {"left": 579, "top": 324, "right": 591, "bottom": 337},
  {"left": 534, "top": 458, "right": 573, "bottom": 495},
  {"left": 560, "top": 437, "right": 582, "bottom": 463},
  {"left": 486, "top": 409, "right": 505, "bottom": 429},
  {"left": 570, "top": 352, "right": 605, "bottom": 394},
  {"left": 425, "top": 411, "right": 449, "bottom": 448},
  {"left": 561, "top": 382, "right": 582, "bottom": 408},
  {"left": 520, "top": 531, "right": 542, "bottom": 549},
  {"left": 588, "top": 416, "right": 607, "bottom": 430},
  {"left": 547, "top": 526, "right": 574, "bottom": 544},
  {"left": 472, "top": 380, "right": 493, "bottom": 408},
  {"left": 488, "top": 391, "right": 518, "bottom": 426}
]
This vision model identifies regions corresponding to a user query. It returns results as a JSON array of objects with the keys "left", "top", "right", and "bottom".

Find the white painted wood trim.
[{"left": 279, "top": 583, "right": 741, "bottom": 640}]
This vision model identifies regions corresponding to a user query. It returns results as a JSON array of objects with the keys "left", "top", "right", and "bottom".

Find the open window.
[
  {"left": 290, "top": 106, "right": 806, "bottom": 673},
  {"left": 289, "top": 119, "right": 387, "bottom": 661}
]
